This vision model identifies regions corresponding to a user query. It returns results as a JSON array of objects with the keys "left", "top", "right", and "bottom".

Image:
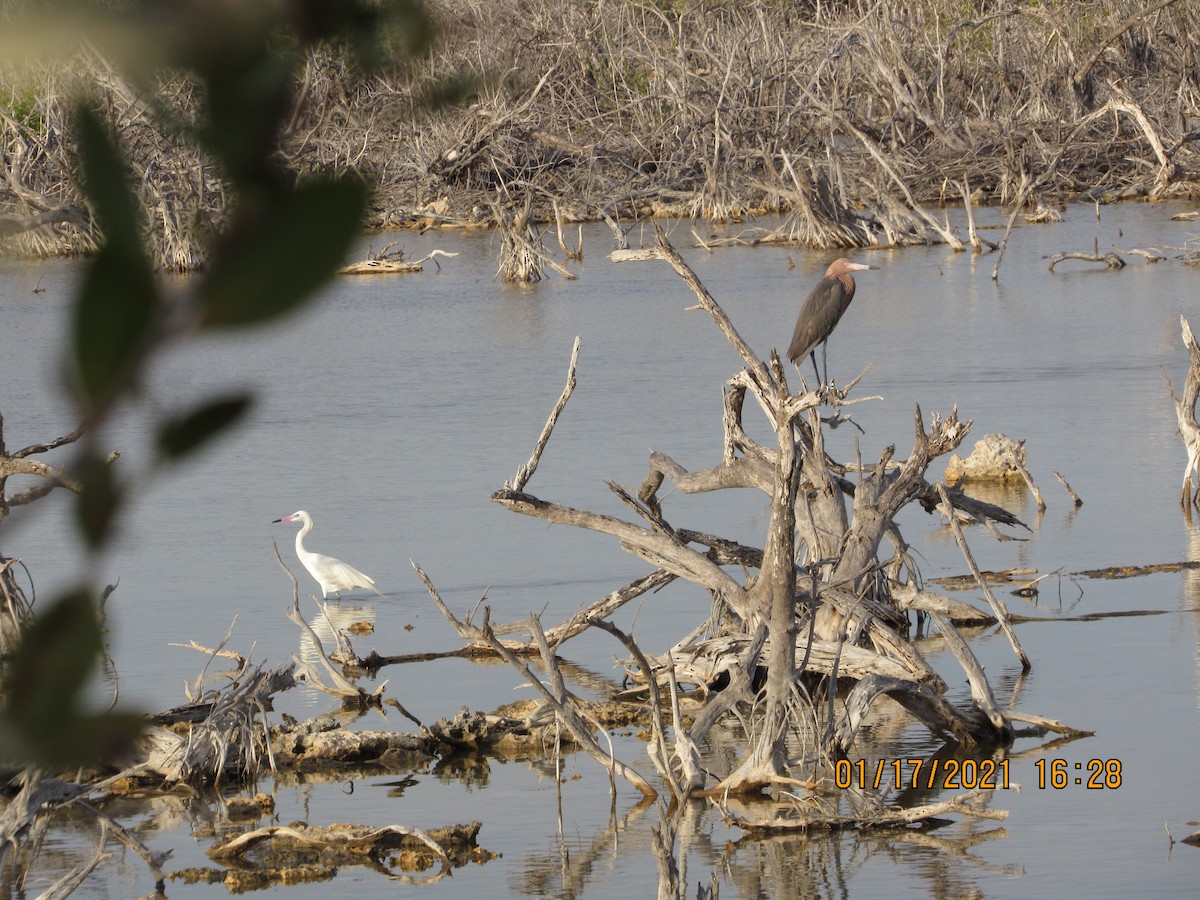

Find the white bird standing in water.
[{"left": 272, "top": 510, "right": 383, "bottom": 599}]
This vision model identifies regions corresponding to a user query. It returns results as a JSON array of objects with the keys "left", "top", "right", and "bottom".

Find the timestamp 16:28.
[{"left": 1034, "top": 758, "right": 1122, "bottom": 789}]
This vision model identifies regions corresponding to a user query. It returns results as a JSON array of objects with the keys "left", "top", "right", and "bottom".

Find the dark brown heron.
[{"left": 786, "top": 257, "right": 877, "bottom": 384}]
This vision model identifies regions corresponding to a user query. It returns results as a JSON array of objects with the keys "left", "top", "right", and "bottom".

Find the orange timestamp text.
[{"left": 833, "top": 757, "right": 1010, "bottom": 791}]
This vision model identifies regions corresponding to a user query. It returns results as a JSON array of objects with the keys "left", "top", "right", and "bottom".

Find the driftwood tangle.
[{"left": 470, "top": 233, "right": 1069, "bottom": 819}]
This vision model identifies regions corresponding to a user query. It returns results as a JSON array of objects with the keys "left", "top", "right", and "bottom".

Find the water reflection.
[
  {"left": 1181, "top": 511, "right": 1200, "bottom": 714},
  {"left": 297, "top": 598, "right": 377, "bottom": 673}
]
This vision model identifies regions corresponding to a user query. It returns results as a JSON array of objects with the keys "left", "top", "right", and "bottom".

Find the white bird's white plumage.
[{"left": 273, "top": 510, "right": 383, "bottom": 599}]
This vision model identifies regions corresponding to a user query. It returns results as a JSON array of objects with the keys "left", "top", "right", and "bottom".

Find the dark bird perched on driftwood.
[{"left": 787, "top": 257, "right": 877, "bottom": 385}]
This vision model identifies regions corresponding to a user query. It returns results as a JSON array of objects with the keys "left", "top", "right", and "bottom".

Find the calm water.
[{"left": 3, "top": 201, "right": 1200, "bottom": 898}]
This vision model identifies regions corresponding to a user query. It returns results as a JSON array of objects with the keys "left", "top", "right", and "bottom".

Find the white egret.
[{"left": 272, "top": 510, "right": 383, "bottom": 599}]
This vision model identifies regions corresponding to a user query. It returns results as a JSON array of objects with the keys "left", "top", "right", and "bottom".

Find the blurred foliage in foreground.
[{"left": 0, "top": 0, "right": 437, "bottom": 771}]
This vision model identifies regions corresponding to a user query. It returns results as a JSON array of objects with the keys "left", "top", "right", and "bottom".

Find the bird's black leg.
[
  {"left": 809, "top": 350, "right": 821, "bottom": 386},
  {"left": 821, "top": 341, "right": 829, "bottom": 385}
]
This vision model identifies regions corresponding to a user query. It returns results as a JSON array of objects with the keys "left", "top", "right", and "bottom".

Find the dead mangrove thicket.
[{"left": 2, "top": 0, "right": 1199, "bottom": 269}]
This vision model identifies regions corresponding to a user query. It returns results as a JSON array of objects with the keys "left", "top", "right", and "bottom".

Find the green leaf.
[
  {"left": 4, "top": 590, "right": 101, "bottom": 719},
  {"left": 199, "top": 176, "right": 367, "bottom": 328},
  {"left": 157, "top": 393, "right": 254, "bottom": 460},
  {"left": 75, "top": 450, "right": 122, "bottom": 551},
  {"left": 71, "top": 104, "right": 160, "bottom": 411},
  {"left": 197, "top": 49, "right": 294, "bottom": 186},
  {"left": 75, "top": 105, "right": 143, "bottom": 258},
  {"left": 72, "top": 241, "right": 159, "bottom": 410},
  {"left": 0, "top": 588, "right": 141, "bottom": 768}
]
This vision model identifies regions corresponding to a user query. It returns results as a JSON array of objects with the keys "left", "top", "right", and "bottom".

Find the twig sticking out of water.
[
  {"left": 505, "top": 337, "right": 580, "bottom": 492},
  {"left": 1054, "top": 471, "right": 1083, "bottom": 506}
]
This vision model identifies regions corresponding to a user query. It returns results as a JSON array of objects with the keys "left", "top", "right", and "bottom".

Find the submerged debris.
[
  {"left": 269, "top": 716, "right": 434, "bottom": 770},
  {"left": 203, "top": 820, "right": 493, "bottom": 878}
]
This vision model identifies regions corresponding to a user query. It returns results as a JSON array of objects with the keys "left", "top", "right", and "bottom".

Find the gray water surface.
[{"left": 3, "top": 201, "right": 1200, "bottom": 897}]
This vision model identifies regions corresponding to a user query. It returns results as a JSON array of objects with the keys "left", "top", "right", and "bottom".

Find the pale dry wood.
[
  {"left": 928, "top": 612, "right": 1010, "bottom": 738},
  {"left": 991, "top": 174, "right": 1030, "bottom": 281},
  {"left": 665, "top": 241, "right": 809, "bottom": 795},
  {"left": 169, "top": 639, "right": 245, "bottom": 668},
  {"left": 491, "top": 490, "right": 748, "bottom": 617},
  {"left": 1110, "top": 243, "right": 1167, "bottom": 263},
  {"left": 71, "top": 800, "right": 169, "bottom": 892},
  {"left": 819, "top": 586, "right": 941, "bottom": 686},
  {"left": 891, "top": 582, "right": 994, "bottom": 623},
  {"left": 288, "top": 600, "right": 378, "bottom": 703},
  {"left": 36, "top": 821, "right": 111, "bottom": 898},
  {"left": 208, "top": 823, "right": 450, "bottom": 876},
  {"left": 833, "top": 113, "right": 963, "bottom": 250},
  {"left": 1164, "top": 316, "right": 1200, "bottom": 504},
  {"left": 610, "top": 248, "right": 661, "bottom": 262},
  {"left": 475, "top": 608, "right": 658, "bottom": 798},
  {"left": 960, "top": 178, "right": 989, "bottom": 253},
  {"left": 833, "top": 674, "right": 982, "bottom": 750},
  {"left": 0, "top": 206, "right": 88, "bottom": 236},
  {"left": 603, "top": 214, "right": 632, "bottom": 250},
  {"left": 822, "top": 407, "right": 971, "bottom": 639},
  {"left": 488, "top": 233, "right": 1030, "bottom": 794},
  {"left": 0, "top": 772, "right": 89, "bottom": 864},
  {"left": 724, "top": 790, "right": 1008, "bottom": 833},
  {"left": 133, "top": 660, "right": 297, "bottom": 784},
  {"left": 685, "top": 623, "right": 768, "bottom": 751},
  {"left": 1053, "top": 471, "right": 1083, "bottom": 506},
  {"left": 338, "top": 259, "right": 423, "bottom": 274},
  {"left": 1047, "top": 251, "right": 1126, "bottom": 271},
  {"left": 1010, "top": 447, "right": 1046, "bottom": 512},
  {"left": 624, "top": 635, "right": 929, "bottom": 697},
  {"left": 663, "top": 656, "right": 705, "bottom": 795},
  {"left": 413, "top": 559, "right": 676, "bottom": 654},
  {"left": 935, "top": 482, "right": 1031, "bottom": 671},
  {"left": 493, "top": 192, "right": 577, "bottom": 282},
  {"left": 505, "top": 336, "right": 581, "bottom": 492},
  {"left": 1006, "top": 710, "right": 1094, "bottom": 737},
  {"left": 553, "top": 200, "right": 583, "bottom": 260},
  {"left": 175, "top": 619, "right": 246, "bottom": 703},
  {"left": 653, "top": 234, "right": 775, "bottom": 399},
  {"left": 0, "top": 415, "right": 86, "bottom": 518},
  {"left": 1073, "top": 0, "right": 1188, "bottom": 103},
  {"left": 588, "top": 618, "right": 685, "bottom": 800}
]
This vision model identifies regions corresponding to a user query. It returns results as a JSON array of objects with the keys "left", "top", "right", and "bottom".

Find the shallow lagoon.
[{"left": 3, "top": 200, "right": 1200, "bottom": 897}]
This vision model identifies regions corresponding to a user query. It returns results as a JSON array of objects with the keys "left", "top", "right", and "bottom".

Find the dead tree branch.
[{"left": 1165, "top": 316, "right": 1200, "bottom": 505}]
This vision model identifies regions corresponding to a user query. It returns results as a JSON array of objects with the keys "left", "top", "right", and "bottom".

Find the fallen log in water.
[
  {"left": 193, "top": 820, "right": 495, "bottom": 886},
  {"left": 1047, "top": 251, "right": 1126, "bottom": 271},
  {"left": 722, "top": 789, "right": 1008, "bottom": 834}
]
